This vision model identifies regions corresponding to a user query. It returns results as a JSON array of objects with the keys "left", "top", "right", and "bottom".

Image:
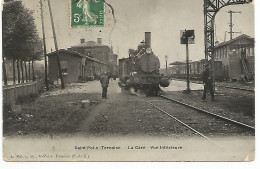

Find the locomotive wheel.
[
  {"left": 145, "top": 85, "right": 159, "bottom": 96},
  {"left": 134, "top": 87, "right": 138, "bottom": 92}
]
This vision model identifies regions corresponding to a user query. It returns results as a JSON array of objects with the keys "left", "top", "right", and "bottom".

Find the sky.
[{"left": 19, "top": 0, "right": 254, "bottom": 67}]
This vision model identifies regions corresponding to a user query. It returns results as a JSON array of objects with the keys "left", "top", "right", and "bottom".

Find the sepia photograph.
[{"left": 1, "top": 0, "right": 256, "bottom": 162}]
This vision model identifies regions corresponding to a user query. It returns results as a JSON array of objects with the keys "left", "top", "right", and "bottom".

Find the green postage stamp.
[{"left": 71, "top": 0, "right": 104, "bottom": 27}]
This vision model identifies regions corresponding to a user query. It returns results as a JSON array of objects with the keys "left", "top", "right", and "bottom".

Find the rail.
[
  {"left": 146, "top": 101, "right": 210, "bottom": 140},
  {"left": 158, "top": 94, "right": 255, "bottom": 131},
  {"left": 171, "top": 78, "right": 254, "bottom": 92}
]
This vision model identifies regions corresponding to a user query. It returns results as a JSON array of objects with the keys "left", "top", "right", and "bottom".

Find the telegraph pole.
[
  {"left": 40, "top": 0, "right": 49, "bottom": 90},
  {"left": 227, "top": 10, "right": 241, "bottom": 40},
  {"left": 47, "top": 0, "right": 65, "bottom": 89}
]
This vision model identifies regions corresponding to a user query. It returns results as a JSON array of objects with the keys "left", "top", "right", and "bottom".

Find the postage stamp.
[{"left": 71, "top": 0, "right": 104, "bottom": 27}]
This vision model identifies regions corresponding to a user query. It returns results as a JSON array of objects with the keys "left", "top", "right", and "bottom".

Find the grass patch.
[{"left": 3, "top": 93, "right": 101, "bottom": 136}]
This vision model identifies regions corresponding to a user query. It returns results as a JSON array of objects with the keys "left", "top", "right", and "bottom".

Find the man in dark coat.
[
  {"left": 100, "top": 73, "right": 109, "bottom": 98},
  {"left": 202, "top": 65, "right": 214, "bottom": 101}
]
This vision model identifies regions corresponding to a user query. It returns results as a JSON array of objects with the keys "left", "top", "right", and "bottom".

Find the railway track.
[
  {"left": 216, "top": 84, "right": 254, "bottom": 92},
  {"left": 139, "top": 92, "right": 255, "bottom": 140},
  {"left": 172, "top": 78, "right": 254, "bottom": 92},
  {"left": 158, "top": 94, "right": 255, "bottom": 132},
  {"left": 146, "top": 100, "right": 211, "bottom": 140}
]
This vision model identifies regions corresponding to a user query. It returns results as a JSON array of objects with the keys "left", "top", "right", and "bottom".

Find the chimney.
[
  {"left": 80, "top": 38, "right": 85, "bottom": 44},
  {"left": 97, "top": 38, "right": 102, "bottom": 45},
  {"left": 145, "top": 32, "right": 151, "bottom": 49}
]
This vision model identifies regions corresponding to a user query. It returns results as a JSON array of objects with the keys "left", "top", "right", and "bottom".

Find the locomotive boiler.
[{"left": 118, "top": 32, "right": 170, "bottom": 94}]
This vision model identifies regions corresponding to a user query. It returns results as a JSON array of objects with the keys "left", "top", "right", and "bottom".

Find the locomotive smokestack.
[
  {"left": 97, "top": 38, "right": 102, "bottom": 45},
  {"left": 145, "top": 32, "right": 151, "bottom": 49},
  {"left": 80, "top": 38, "right": 85, "bottom": 44}
]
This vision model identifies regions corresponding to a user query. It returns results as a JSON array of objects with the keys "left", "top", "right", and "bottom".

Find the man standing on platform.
[
  {"left": 100, "top": 72, "right": 109, "bottom": 98},
  {"left": 202, "top": 64, "right": 215, "bottom": 101}
]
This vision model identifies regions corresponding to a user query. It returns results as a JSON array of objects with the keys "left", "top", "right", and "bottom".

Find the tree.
[
  {"left": 2, "top": 0, "right": 20, "bottom": 84},
  {"left": 29, "top": 37, "right": 44, "bottom": 81},
  {"left": 20, "top": 60, "right": 24, "bottom": 83},
  {"left": 2, "top": 0, "right": 43, "bottom": 84},
  {"left": 2, "top": 54, "right": 8, "bottom": 85}
]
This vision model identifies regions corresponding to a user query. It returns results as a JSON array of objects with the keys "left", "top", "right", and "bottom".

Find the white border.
[{"left": 0, "top": 0, "right": 259, "bottom": 168}]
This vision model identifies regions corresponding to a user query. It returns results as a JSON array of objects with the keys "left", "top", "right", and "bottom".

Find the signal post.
[{"left": 180, "top": 29, "right": 195, "bottom": 94}]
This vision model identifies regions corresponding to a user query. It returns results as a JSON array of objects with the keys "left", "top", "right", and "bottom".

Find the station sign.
[{"left": 180, "top": 30, "right": 195, "bottom": 44}]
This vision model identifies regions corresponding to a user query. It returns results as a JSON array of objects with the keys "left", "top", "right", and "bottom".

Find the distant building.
[
  {"left": 69, "top": 38, "right": 118, "bottom": 77},
  {"left": 160, "top": 35, "right": 254, "bottom": 82},
  {"left": 47, "top": 38, "right": 119, "bottom": 84},
  {"left": 47, "top": 49, "right": 107, "bottom": 84},
  {"left": 214, "top": 34, "right": 254, "bottom": 81}
]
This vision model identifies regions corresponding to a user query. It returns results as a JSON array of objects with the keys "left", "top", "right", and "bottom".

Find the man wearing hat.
[
  {"left": 202, "top": 64, "right": 214, "bottom": 101},
  {"left": 100, "top": 72, "right": 109, "bottom": 98}
]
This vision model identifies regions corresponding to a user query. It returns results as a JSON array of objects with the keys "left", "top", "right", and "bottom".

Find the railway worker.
[
  {"left": 202, "top": 64, "right": 215, "bottom": 101},
  {"left": 100, "top": 72, "right": 109, "bottom": 98}
]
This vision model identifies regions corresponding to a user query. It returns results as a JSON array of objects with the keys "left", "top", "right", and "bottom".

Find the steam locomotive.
[{"left": 118, "top": 32, "right": 170, "bottom": 94}]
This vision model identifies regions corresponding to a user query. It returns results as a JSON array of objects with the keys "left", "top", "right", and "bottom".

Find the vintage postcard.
[{"left": 1, "top": 0, "right": 255, "bottom": 162}]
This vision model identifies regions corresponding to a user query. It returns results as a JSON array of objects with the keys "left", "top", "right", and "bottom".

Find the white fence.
[{"left": 2, "top": 80, "right": 44, "bottom": 106}]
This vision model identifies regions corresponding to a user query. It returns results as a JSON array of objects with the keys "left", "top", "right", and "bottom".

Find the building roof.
[
  {"left": 169, "top": 59, "right": 207, "bottom": 66},
  {"left": 169, "top": 61, "right": 185, "bottom": 65},
  {"left": 214, "top": 34, "right": 254, "bottom": 49},
  {"left": 70, "top": 41, "right": 110, "bottom": 48},
  {"left": 47, "top": 49, "right": 107, "bottom": 65}
]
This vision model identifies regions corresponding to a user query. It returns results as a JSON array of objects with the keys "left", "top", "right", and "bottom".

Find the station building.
[
  {"left": 47, "top": 38, "right": 118, "bottom": 84},
  {"left": 214, "top": 34, "right": 254, "bottom": 81},
  {"left": 47, "top": 49, "right": 107, "bottom": 84},
  {"left": 162, "top": 34, "right": 255, "bottom": 82}
]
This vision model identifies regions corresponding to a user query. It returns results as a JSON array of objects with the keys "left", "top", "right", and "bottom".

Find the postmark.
[{"left": 71, "top": 0, "right": 104, "bottom": 27}]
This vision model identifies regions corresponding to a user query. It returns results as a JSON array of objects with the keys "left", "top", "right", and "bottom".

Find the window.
[
  {"left": 61, "top": 68, "right": 68, "bottom": 75},
  {"left": 246, "top": 48, "right": 250, "bottom": 56},
  {"left": 85, "top": 50, "right": 93, "bottom": 57},
  {"left": 224, "top": 47, "right": 227, "bottom": 58},
  {"left": 251, "top": 47, "right": 254, "bottom": 56},
  {"left": 60, "top": 61, "right": 68, "bottom": 76}
]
